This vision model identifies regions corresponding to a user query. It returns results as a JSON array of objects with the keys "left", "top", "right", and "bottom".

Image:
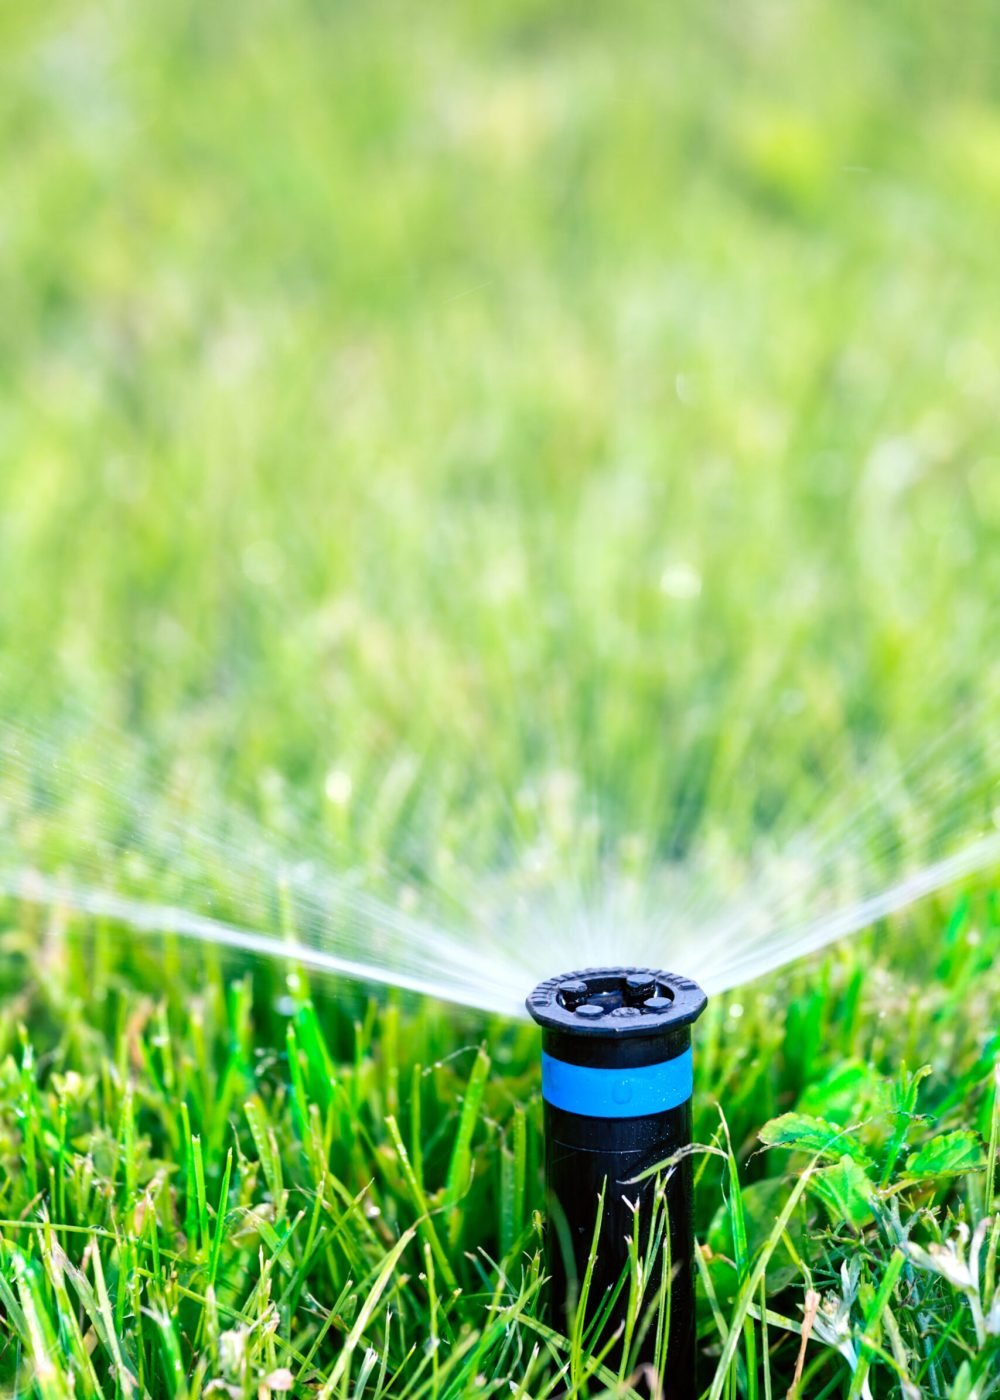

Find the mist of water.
[{"left": 1, "top": 682, "right": 998, "bottom": 1016}]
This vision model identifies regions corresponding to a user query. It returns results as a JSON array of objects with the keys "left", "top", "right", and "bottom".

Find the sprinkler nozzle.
[{"left": 527, "top": 967, "right": 707, "bottom": 1395}]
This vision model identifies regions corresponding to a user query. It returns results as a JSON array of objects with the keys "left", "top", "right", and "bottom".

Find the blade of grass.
[{"left": 318, "top": 1227, "right": 416, "bottom": 1397}]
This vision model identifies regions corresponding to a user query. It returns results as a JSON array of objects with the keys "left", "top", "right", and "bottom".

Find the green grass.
[
  {"left": 2, "top": 0, "right": 1000, "bottom": 1391},
  {"left": 0, "top": 898, "right": 998, "bottom": 1395}
]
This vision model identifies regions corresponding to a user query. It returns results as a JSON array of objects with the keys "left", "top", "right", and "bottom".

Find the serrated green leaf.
[
  {"left": 797, "top": 1060, "right": 881, "bottom": 1125},
  {"left": 811, "top": 1154, "right": 875, "bottom": 1230},
  {"left": 903, "top": 1130, "right": 985, "bottom": 1180},
  {"left": 759, "top": 1112, "right": 872, "bottom": 1166}
]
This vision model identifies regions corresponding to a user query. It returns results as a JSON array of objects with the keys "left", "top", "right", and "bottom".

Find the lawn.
[{"left": 1, "top": 0, "right": 1000, "bottom": 1392}]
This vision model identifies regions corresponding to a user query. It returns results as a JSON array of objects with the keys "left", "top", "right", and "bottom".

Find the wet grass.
[
  {"left": 2, "top": 0, "right": 1000, "bottom": 1392},
  {"left": 0, "top": 892, "right": 997, "bottom": 1395}
]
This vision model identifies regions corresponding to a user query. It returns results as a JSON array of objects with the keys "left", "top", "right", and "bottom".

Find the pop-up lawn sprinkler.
[{"left": 527, "top": 968, "right": 707, "bottom": 1395}]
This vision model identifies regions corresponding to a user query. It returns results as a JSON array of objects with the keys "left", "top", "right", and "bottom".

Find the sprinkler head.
[
  {"left": 528, "top": 966, "right": 706, "bottom": 1036},
  {"left": 527, "top": 968, "right": 708, "bottom": 1396}
]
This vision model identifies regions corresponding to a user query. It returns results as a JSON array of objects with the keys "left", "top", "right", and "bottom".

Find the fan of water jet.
[
  {"left": 0, "top": 870, "right": 507, "bottom": 1011},
  {"left": 0, "top": 719, "right": 508, "bottom": 1008},
  {"left": 1, "top": 688, "right": 998, "bottom": 1015}
]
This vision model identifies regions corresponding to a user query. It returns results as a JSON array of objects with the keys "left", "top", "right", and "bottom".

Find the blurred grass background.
[{"left": 2, "top": 0, "right": 999, "bottom": 878}]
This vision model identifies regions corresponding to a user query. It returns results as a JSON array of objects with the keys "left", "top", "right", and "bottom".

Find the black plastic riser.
[{"left": 544, "top": 1098, "right": 697, "bottom": 1399}]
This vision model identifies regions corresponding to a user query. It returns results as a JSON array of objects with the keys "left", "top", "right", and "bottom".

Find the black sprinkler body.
[{"left": 527, "top": 968, "right": 707, "bottom": 1395}]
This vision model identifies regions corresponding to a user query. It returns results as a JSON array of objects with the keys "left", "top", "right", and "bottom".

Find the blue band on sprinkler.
[{"left": 541, "top": 1047, "right": 693, "bottom": 1118}]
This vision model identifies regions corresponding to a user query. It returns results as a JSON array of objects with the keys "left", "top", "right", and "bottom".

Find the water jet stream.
[{"left": 0, "top": 687, "right": 997, "bottom": 1014}]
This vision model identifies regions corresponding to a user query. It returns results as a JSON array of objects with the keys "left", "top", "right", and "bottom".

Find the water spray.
[{"left": 527, "top": 968, "right": 707, "bottom": 1394}]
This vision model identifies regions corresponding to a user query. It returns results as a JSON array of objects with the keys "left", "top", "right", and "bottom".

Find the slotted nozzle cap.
[{"left": 527, "top": 967, "right": 707, "bottom": 1039}]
